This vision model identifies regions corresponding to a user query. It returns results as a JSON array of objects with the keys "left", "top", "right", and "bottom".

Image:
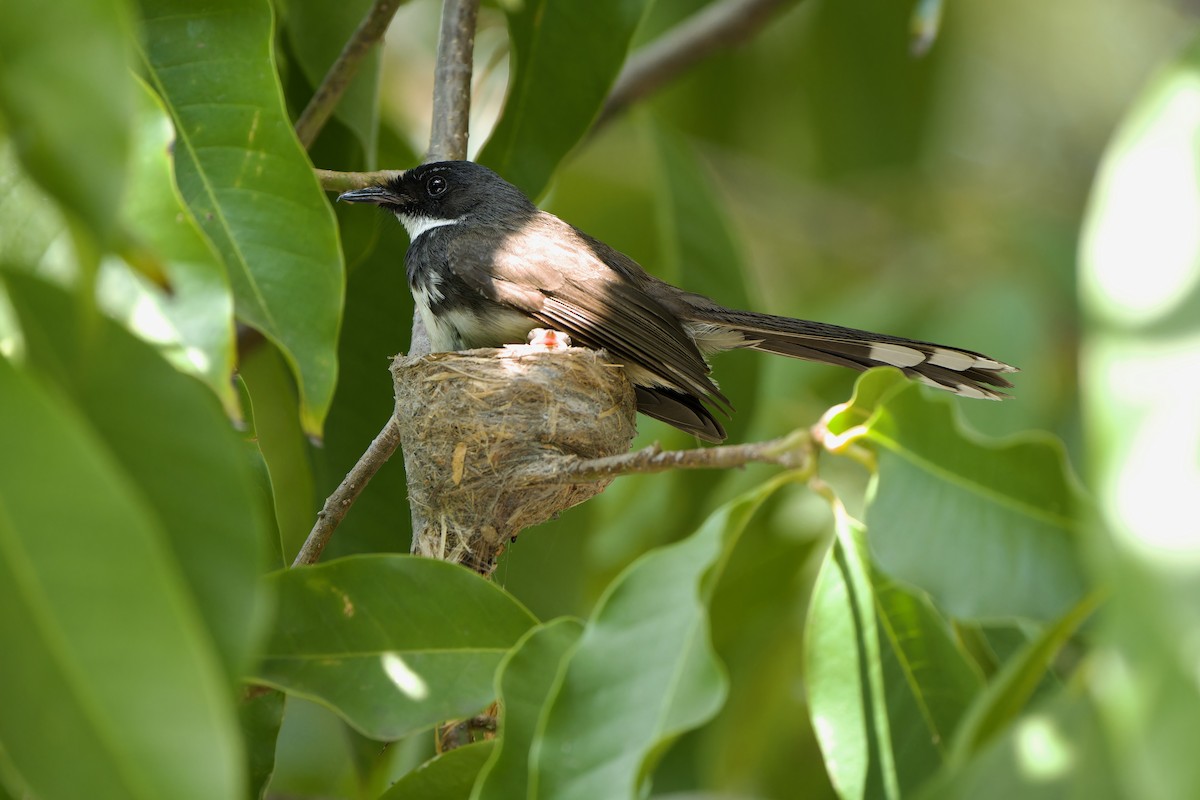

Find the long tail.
[{"left": 688, "top": 308, "right": 1018, "bottom": 399}]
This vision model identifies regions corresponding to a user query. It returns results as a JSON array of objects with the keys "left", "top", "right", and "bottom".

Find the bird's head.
[{"left": 337, "top": 161, "right": 535, "bottom": 240}]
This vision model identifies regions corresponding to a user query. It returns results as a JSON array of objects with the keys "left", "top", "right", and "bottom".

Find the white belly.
[{"left": 413, "top": 283, "right": 535, "bottom": 351}]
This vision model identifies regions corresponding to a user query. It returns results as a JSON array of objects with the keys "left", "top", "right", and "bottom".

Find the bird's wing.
[{"left": 446, "top": 221, "right": 730, "bottom": 412}]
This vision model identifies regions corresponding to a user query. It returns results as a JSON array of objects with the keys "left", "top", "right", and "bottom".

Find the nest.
[{"left": 392, "top": 346, "right": 638, "bottom": 574}]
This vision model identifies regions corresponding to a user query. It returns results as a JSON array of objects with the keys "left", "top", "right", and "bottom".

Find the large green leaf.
[
  {"left": 135, "top": 0, "right": 344, "bottom": 436},
  {"left": 253, "top": 555, "right": 538, "bottom": 740},
  {"left": 240, "top": 342, "right": 317, "bottom": 565},
  {"left": 824, "top": 369, "right": 1088, "bottom": 622},
  {"left": 11, "top": 274, "right": 267, "bottom": 675},
  {"left": 98, "top": 76, "right": 238, "bottom": 415},
  {"left": 473, "top": 618, "right": 584, "bottom": 799},
  {"left": 4, "top": 272, "right": 270, "bottom": 684},
  {"left": 477, "top": 0, "right": 645, "bottom": 198},
  {"left": 0, "top": 0, "right": 134, "bottom": 240},
  {"left": 240, "top": 689, "right": 285, "bottom": 800},
  {"left": 914, "top": 688, "right": 1119, "bottom": 800},
  {"left": 0, "top": 141, "right": 71, "bottom": 274},
  {"left": 945, "top": 594, "right": 1098, "bottom": 768},
  {"left": 806, "top": 499, "right": 983, "bottom": 800},
  {"left": 266, "top": 698, "right": 369, "bottom": 799},
  {"left": 693, "top": 488, "right": 829, "bottom": 796},
  {"left": 0, "top": 328, "right": 243, "bottom": 799},
  {"left": 523, "top": 473, "right": 798, "bottom": 799},
  {"left": 0, "top": 82, "right": 236, "bottom": 414},
  {"left": 1079, "top": 32, "right": 1200, "bottom": 800},
  {"left": 382, "top": 742, "right": 495, "bottom": 800}
]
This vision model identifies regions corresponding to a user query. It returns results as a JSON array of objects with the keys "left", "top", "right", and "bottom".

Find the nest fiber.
[{"left": 392, "top": 346, "right": 638, "bottom": 574}]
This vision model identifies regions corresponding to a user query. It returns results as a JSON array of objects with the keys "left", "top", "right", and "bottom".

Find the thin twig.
[
  {"left": 521, "top": 429, "right": 814, "bottom": 485},
  {"left": 595, "top": 0, "right": 799, "bottom": 130},
  {"left": 294, "top": 0, "right": 405, "bottom": 149},
  {"left": 293, "top": 415, "right": 403, "bottom": 567}
]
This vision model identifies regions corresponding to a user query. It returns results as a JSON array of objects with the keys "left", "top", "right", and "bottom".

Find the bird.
[{"left": 338, "top": 160, "right": 1016, "bottom": 442}]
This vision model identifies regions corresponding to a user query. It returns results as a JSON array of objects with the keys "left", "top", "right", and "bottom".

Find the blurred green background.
[
  {"left": 270, "top": 2, "right": 1192, "bottom": 795},
  {"left": 3, "top": 0, "right": 1197, "bottom": 797}
]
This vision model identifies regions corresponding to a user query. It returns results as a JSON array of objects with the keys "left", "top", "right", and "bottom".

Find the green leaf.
[
  {"left": 98, "top": 76, "right": 238, "bottom": 415},
  {"left": 473, "top": 618, "right": 584, "bottom": 799},
  {"left": 819, "top": 368, "right": 911, "bottom": 442},
  {"left": 240, "top": 689, "right": 285, "bottom": 800},
  {"left": 253, "top": 555, "right": 538, "bottom": 740},
  {"left": 478, "top": 0, "right": 645, "bottom": 197},
  {"left": 874, "top": 571, "right": 986, "bottom": 748},
  {"left": 694, "top": 489, "right": 829, "bottom": 796},
  {"left": 0, "top": 0, "right": 134, "bottom": 240},
  {"left": 0, "top": 141, "right": 71, "bottom": 273},
  {"left": 867, "top": 386, "right": 1087, "bottom": 621},
  {"left": 275, "top": 0, "right": 381, "bottom": 166},
  {"left": 827, "top": 373, "right": 1088, "bottom": 622},
  {"left": 0, "top": 748, "right": 32, "bottom": 800},
  {"left": 135, "top": 0, "right": 344, "bottom": 436},
  {"left": 526, "top": 473, "right": 799, "bottom": 799},
  {"left": 5, "top": 272, "right": 271, "bottom": 684},
  {"left": 914, "top": 688, "right": 1120, "bottom": 800},
  {"left": 0, "top": 88, "right": 237, "bottom": 415},
  {"left": 0, "top": 338, "right": 242, "bottom": 799},
  {"left": 240, "top": 342, "right": 317, "bottom": 566},
  {"left": 946, "top": 594, "right": 1098, "bottom": 767},
  {"left": 382, "top": 741, "right": 495, "bottom": 800},
  {"left": 267, "top": 697, "right": 366, "bottom": 798},
  {"left": 806, "top": 500, "right": 983, "bottom": 800}
]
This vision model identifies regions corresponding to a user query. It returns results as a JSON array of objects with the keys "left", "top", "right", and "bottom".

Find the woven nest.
[{"left": 392, "top": 346, "right": 638, "bottom": 574}]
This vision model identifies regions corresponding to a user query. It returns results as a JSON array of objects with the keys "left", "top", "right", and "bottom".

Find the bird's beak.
[{"left": 337, "top": 185, "right": 403, "bottom": 205}]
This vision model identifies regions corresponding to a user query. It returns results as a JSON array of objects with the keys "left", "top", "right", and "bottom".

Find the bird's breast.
[{"left": 407, "top": 247, "right": 534, "bottom": 352}]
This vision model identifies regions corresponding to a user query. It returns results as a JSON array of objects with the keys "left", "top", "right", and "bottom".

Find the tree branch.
[
  {"left": 316, "top": 168, "right": 403, "bottom": 193},
  {"left": 595, "top": 0, "right": 799, "bottom": 130},
  {"left": 294, "top": 0, "right": 405, "bottom": 150},
  {"left": 519, "top": 429, "right": 814, "bottom": 485},
  {"left": 292, "top": 415, "right": 403, "bottom": 567},
  {"left": 427, "top": 0, "right": 479, "bottom": 163}
]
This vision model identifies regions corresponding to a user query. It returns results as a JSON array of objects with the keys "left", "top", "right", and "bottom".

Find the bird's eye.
[{"left": 426, "top": 175, "right": 448, "bottom": 197}]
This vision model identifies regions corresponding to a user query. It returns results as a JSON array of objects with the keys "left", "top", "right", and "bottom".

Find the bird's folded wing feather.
[{"left": 446, "top": 224, "right": 729, "bottom": 410}]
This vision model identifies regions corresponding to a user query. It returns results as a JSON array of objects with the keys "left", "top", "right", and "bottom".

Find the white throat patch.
[{"left": 398, "top": 213, "right": 459, "bottom": 241}]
